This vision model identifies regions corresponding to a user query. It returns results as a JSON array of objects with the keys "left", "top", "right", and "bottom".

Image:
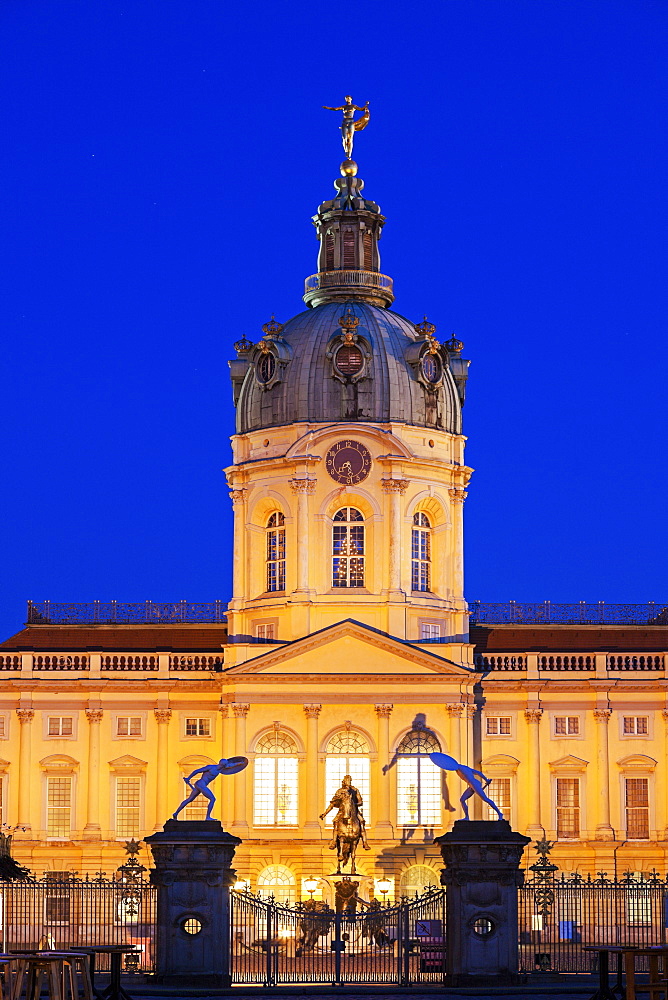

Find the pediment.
[
  {"left": 617, "top": 754, "right": 657, "bottom": 770},
  {"left": 548, "top": 755, "right": 589, "bottom": 771},
  {"left": 226, "top": 620, "right": 472, "bottom": 678},
  {"left": 481, "top": 754, "right": 520, "bottom": 774},
  {"left": 108, "top": 754, "right": 147, "bottom": 770}
]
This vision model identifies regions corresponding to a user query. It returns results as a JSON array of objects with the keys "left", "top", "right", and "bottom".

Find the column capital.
[
  {"left": 85, "top": 708, "right": 104, "bottom": 724},
  {"left": 524, "top": 708, "right": 543, "bottom": 724},
  {"left": 374, "top": 704, "right": 393, "bottom": 718},
  {"left": 465, "top": 705, "right": 476, "bottom": 720},
  {"left": 593, "top": 709, "right": 612, "bottom": 723},
  {"left": 446, "top": 703, "right": 464, "bottom": 717},
  {"left": 154, "top": 708, "right": 172, "bottom": 725},
  {"left": 16, "top": 709, "right": 34, "bottom": 725},
  {"left": 228, "top": 488, "right": 248, "bottom": 505},
  {"left": 219, "top": 704, "right": 229, "bottom": 718},
  {"left": 303, "top": 704, "right": 322, "bottom": 719},
  {"left": 232, "top": 703, "right": 250, "bottom": 718},
  {"left": 663, "top": 709, "right": 668, "bottom": 725},
  {"left": 381, "top": 478, "right": 409, "bottom": 494},
  {"left": 449, "top": 487, "right": 468, "bottom": 504},
  {"left": 289, "top": 478, "right": 317, "bottom": 494}
]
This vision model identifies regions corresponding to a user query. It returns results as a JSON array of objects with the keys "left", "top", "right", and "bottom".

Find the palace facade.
[{"left": 1, "top": 147, "right": 666, "bottom": 898}]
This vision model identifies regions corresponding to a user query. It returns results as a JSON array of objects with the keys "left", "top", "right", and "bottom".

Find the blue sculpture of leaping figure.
[
  {"left": 172, "top": 756, "right": 248, "bottom": 821},
  {"left": 429, "top": 752, "right": 504, "bottom": 820}
]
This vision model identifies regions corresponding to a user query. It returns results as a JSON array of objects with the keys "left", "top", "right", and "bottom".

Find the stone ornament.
[
  {"left": 380, "top": 479, "right": 409, "bottom": 494},
  {"left": 374, "top": 704, "right": 393, "bottom": 717},
  {"left": 289, "top": 478, "right": 317, "bottom": 494},
  {"left": 303, "top": 704, "right": 322, "bottom": 718},
  {"left": 228, "top": 488, "right": 248, "bottom": 505},
  {"left": 85, "top": 709, "right": 104, "bottom": 724},
  {"left": 154, "top": 709, "right": 172, "bottom": 724},
  {"left": 16, "top": 709, "right": 34, "bottom": 724}
]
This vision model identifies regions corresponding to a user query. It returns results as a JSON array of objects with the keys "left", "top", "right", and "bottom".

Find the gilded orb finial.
[{"left": 323, "top": 95, "right": 370, "bottom": 164}]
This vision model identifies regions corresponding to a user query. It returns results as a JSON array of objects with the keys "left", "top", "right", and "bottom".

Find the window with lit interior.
[
  {"left": 266, "top": 512, "right": 285, "bottom": 592},
  {"left": 412, "top": 513, "right": 431, "bottom": 591},
  {"left": 254, "top": 730, "right": 299, "bottom": 826},
  {"left": 325, "top": 729, "right": 370, "bottom": 821},
  {"left": 395, "top": 729, "right": 441, "bottom": 827},
  {"left": 257, "top": 864, "right": 295, "bottom": 904},
  {"left": 332, "top": 508, "right": 364, "bottom": 588}
]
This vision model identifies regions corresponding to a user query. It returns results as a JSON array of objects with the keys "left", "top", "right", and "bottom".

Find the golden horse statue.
[{"left": 320, "top": 774, "right": 370, "bottom": 874}]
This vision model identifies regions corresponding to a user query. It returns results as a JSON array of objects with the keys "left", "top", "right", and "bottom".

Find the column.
[
  {"left": 289, "top": 479, "right": 316, "bottom": 594},
  {"left": 228, "top": 488, "right": 248, "bottom": 603},
  {"left": 448, "top": 486, "right": 468, "bottom": 601},
  {"left": 593, "top": 709, "right": 614, "bottom": 840},
  {"left": 16, "top": 708, "right": 34, "bottom": 830},
  {"left": 524, "top": 709, "right": 543, "bottom": 837},
  {"left": 154, "top": 709, "right": 172, "bottom": 830},
  {"left": 381, "top": 479, "right": 409, "bottom": 593},
  {"left": 303, "top": 705, "right": 321, "bottom": 834},
  {"left": 375, "top": 704, "right": 393, "bottom": 835},
  {"left": 232, "top": 704, "right": 250, "bottom": 834},
  {"left": 84, "top": 708, "right": 103, "bottom": 838},
  {"left": 465, "top": 705, "right": 480, "bottom": 817},
  {"left": 219, "top": 704, "right": 231, "bottom": 823},
  {"left": 446, "top": 703, "right": 464, "bottom": 762}
]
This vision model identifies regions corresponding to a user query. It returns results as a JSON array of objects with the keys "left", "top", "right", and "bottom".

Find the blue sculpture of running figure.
[
  {"left": 172, "top": 756, "right": 248, "bottom": 821},
  {"left": 429, "top": 752, "right": 504, "bottom": 820}
]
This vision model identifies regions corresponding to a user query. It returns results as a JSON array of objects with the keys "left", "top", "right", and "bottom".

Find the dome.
[{"left": 232, "top": 301, "right": 464, "bottom": 435}]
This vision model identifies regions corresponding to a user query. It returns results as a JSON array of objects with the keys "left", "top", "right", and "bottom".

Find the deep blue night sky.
[{"left": 1, "top": 1, "right": 666, "bottom": 637}]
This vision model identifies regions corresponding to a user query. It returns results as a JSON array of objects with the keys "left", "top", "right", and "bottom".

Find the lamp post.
[
  {"left": 377, "top": 877, "right": 392, "bottom": 903},
  {"left": 234, "top": 879, "right": 250, "bottom": 893},
  {"left": 303, "top": 877, "right": 318, "bottom": 900}
]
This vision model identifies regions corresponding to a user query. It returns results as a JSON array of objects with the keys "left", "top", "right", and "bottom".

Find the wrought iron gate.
[{"left": 230, "top": 887, "right": 446, "bottom": 986}]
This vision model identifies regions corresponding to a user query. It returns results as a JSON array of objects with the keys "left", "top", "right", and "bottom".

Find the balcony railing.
[
  {"left": 469, "top": 601, "right": 668, "bottom": 626},
  {"left": 304, "top": 269, "right": 393, "bottom": 293},
  {"left": 26, "top": 600, "right": 227, "bottom": 625}
]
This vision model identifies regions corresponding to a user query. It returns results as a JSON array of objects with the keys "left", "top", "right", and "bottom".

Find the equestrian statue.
[{"left": 320, "top": 774, "right": 370, "bottom": 874}]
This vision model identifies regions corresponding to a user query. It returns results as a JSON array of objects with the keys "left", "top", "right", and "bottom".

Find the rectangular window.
[
  {"left": 253, "top": 757, "right": 299, "bottom": 826},
  {"left": 556, "top": 777, "right": 580, "bottom": 839},
  {"left": 625, "top": 777, "right": 649, "bottom": 839},
  {"left": 256, "top": 623, "right": 276, "bottom": 641},
  {"left": 48, "top": 717, "right": 73, "bottom": 737},
  {"left": 623, "top": 717, "right": 648, "bottom": 735},
  {"left": 116, "top": 717, "right": 142, "bottom": 737},
  {"left": 0, "top": 717, "right": 5, "bottom": 738},
  {"left": 486, "top": 717, "right": 511, "bottom": 736},
  {"left": 420, "top": 623, "right": 441, "bottom": 640},
  {"left": 396, "top": 756, "right": 441, "bottom": 827},
  {"left": 627, "top": 889, "right": 652, "bottom": 926},
  {"left": 44, "top": 894, "right": 71, "bottom": 925},
  {"left": 115, "top": 777, "right": 141, "bottom": 839},
  {"left": 185, "top": 718, "right": 211, "bottom": 738},
  {"left": 555, "top": 716, "right": 579, "bottom": 736},
  {"left": 487, "top": 777, "right": 511, "bottom": 821},
  {"left": 46, "top": 777, "right": 72, "bottom": 838}
]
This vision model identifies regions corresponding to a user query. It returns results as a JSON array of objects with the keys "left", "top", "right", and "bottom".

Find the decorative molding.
[
  {"left": 154, "top": 709, "right": 172, "bottom": 725},
  {"left": 524, "top": 709, "right": 543, "bottom": 724},
  {"left": 465, "top": 705, "right": 476, "bottom": 720},
  {"left": 218, "top": 704, "right": 229, "bottom": 718},
  {"left": 228, "top": 488, "right": 248, "bottom": 505},
  {"left": 303, "top": 704, "right": 322, "bottom": 719},
  {"left": 374, "top": 704, "right": 393, "bottom": 718},
  {"left": 448, "top": 487, "right": 468, "bottom": 504},
  {"left": 446, "top": 704, "right": 464, "bottom": 717},
  {"left": 85, "top": 709, "right": 104, "bottom": 724},
  {"left": 289, "top": 478, "right": 317, "bottom": 494},
  {"left": 593, "top": 709, "right": 612, "bottom": 723},
  {"left": 232, "top": 703, "right": 250, "bottom": 719},
  {"left": 16, "top": 709, "right": 34, "bottom": 725},
  {"left": 381, "top": 478, "right": 409, "bottom": 494}
]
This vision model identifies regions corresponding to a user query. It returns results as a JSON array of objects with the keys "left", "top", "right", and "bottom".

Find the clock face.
[{"left": 325, "top": 440, "right": 372, "bottom": 485}]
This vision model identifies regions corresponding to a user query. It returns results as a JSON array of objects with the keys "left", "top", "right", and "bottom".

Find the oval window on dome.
[
  {"left": 421, "top": 352, "right": 442, "bottom": 385},
  {"left": 334, "top": 344, "right": 364, "bottom": 377},
  {"left": 256, "top": 352, "right": 276, "bottom": 385}
]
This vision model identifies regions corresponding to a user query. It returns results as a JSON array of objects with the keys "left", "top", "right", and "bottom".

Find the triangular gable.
[{"left": 225, "top": 619, "right": 472, "bottom": 676}]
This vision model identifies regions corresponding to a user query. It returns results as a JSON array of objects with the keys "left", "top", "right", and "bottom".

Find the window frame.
[
  {"left": 266, "top": 512, "right": 286, "bottom": 593},
  {"left": 623, "top": 775, "right": 651, "bottom": 841},
  {"left": 553, "top": 714, "right": 582, "bottom": 738},
  {"left": 113, "top": 774, "right": 144, "bottom": 841},
  {"left": 411, "top": 512, "right": 432, "bottom": 593},
  {"left": 418, "top": 620, "right": 442, "bottom": 642},
  {"left": 181, "top": 714, "right": 215, "bottom": 740},
  {"left": 45, "top": 774, "right": 75, "bottom": 841},
  {"left": 324, "top": 728, "right": 372, "bottom": 825},
  {"left": 394, "top": 728, "right": 442, "bottom": 829},
  {"left": 554, "top": 776, "right": 582, "bottom": 841},
  {"left": 621, "top": 715, "right": 651, "bottom": 738},
  {"left": 485, "top": 715, "right": 513, "bottom": 738},
  {"left": 253, "top": 729, "right": 300, "bottom": 827},
  {"left": 43, "top": 714, "right": 77, "bottom": 740},
  {"left": 331, "top": 507, "right": 365, "bottom": 589},
  {"left": 113, "top": 714, "right": 146, "bottom": 740}
]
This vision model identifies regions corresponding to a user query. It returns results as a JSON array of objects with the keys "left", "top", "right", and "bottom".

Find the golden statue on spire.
[{"left": 323, "top": 95, "right": 370, "bottom": 162}]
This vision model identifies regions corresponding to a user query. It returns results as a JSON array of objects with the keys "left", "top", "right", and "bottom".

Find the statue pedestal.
[
  {"left": 145, "top": 819, "right": 241, "bottom": 987},
  {"left": 435, "top": 819, "right": 530, "bottom": 986}
]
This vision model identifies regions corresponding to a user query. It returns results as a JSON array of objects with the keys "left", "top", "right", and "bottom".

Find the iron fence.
[
  {"left": 26, "top": 600, "right": 227, "bottom": 625},
  {"left": 469, "top": 601, "right": 668, "bottom": 626},
  {"left": 0, "top": 873, "right": 157, "bottom": 974},
  {"left": 230, "top": 887, "right": 446, "bottom": 986}
]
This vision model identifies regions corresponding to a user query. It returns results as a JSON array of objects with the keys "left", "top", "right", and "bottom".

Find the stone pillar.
[
  {"left": 663, "top": 710, "right": 668, "bottom": 840},
  {"left": 154, "top": 709, "right": 172, "bottom": 830},
  {"left": 228, "top": 488, "right": 248, "bottom": 603},
  {"left": 16, "top": 708, "right": 34, "bottom": 830},
  {"left": 232, "top": 704, "right": 250, "bottom": 833},
  {"left": 375, "top": 704, "right": 393, "bottom": 835},
  {"left": 594, "top": 709, "right": 614, "bottom": 840},
  {"left": 448, "top": 486, "right": 468, "bottom": 599},
  {"left": 289, "top": 479, "right": 316, "bottom": 594},
  {"left": 381, "top": 479, "right": 409, "bottom": 593},
  {"left": 84, "top": 708, "right": 103, "bottom": 838},
  {"left": 447, "top": 703, "right": 464, "bottom": 761},
  {"left": 146, "top": 820, "right": 241, "bottom": 986},
  {"left": 436, "top": 819, "right": 530, "bottom": 985},
  {"left": 219, "top": 704, "right": 231, "bottom": 822},
  {"left": 303, "top": 705, "right": 321, "bottom": 834},
  {"left": 524, "top": 709, "right": 543, "bottom": 837}
]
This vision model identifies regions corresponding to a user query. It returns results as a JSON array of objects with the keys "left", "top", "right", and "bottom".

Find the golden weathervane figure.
[{"left": 323, "top": 95, "right": 370, "bottom": 162}]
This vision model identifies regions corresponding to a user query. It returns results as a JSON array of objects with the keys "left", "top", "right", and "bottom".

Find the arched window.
[
  {"left": 396, "top": 729, "right": 441, "bottom": 827},
  {"left": 325, "top": 729, "right": 371, "bottom": 822},
  {"left": 332, "top": 508, "right": 364, "bottom": 588},
  {"left": 257, "top": 864, "right": 295, "bottom": 904},
  {"left": 399, "top": 865, "right": 440, "bottom": 897},
  {"left": 254, "top": 730, "right": 298, "bottom": 826},
  {"left": 266, "top": 512, "right": 285, "bottom": 592},
  {"left": 412, "top": 512, "right": 431, "bottom": 592}
]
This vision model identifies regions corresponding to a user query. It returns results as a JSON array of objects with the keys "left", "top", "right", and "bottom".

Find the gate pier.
[
  {"left": 436, "top": 819, "right": 530, "bottom": 986},
  {"left": 146, "top": 819, "right": 241, "bottom": 987}
]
